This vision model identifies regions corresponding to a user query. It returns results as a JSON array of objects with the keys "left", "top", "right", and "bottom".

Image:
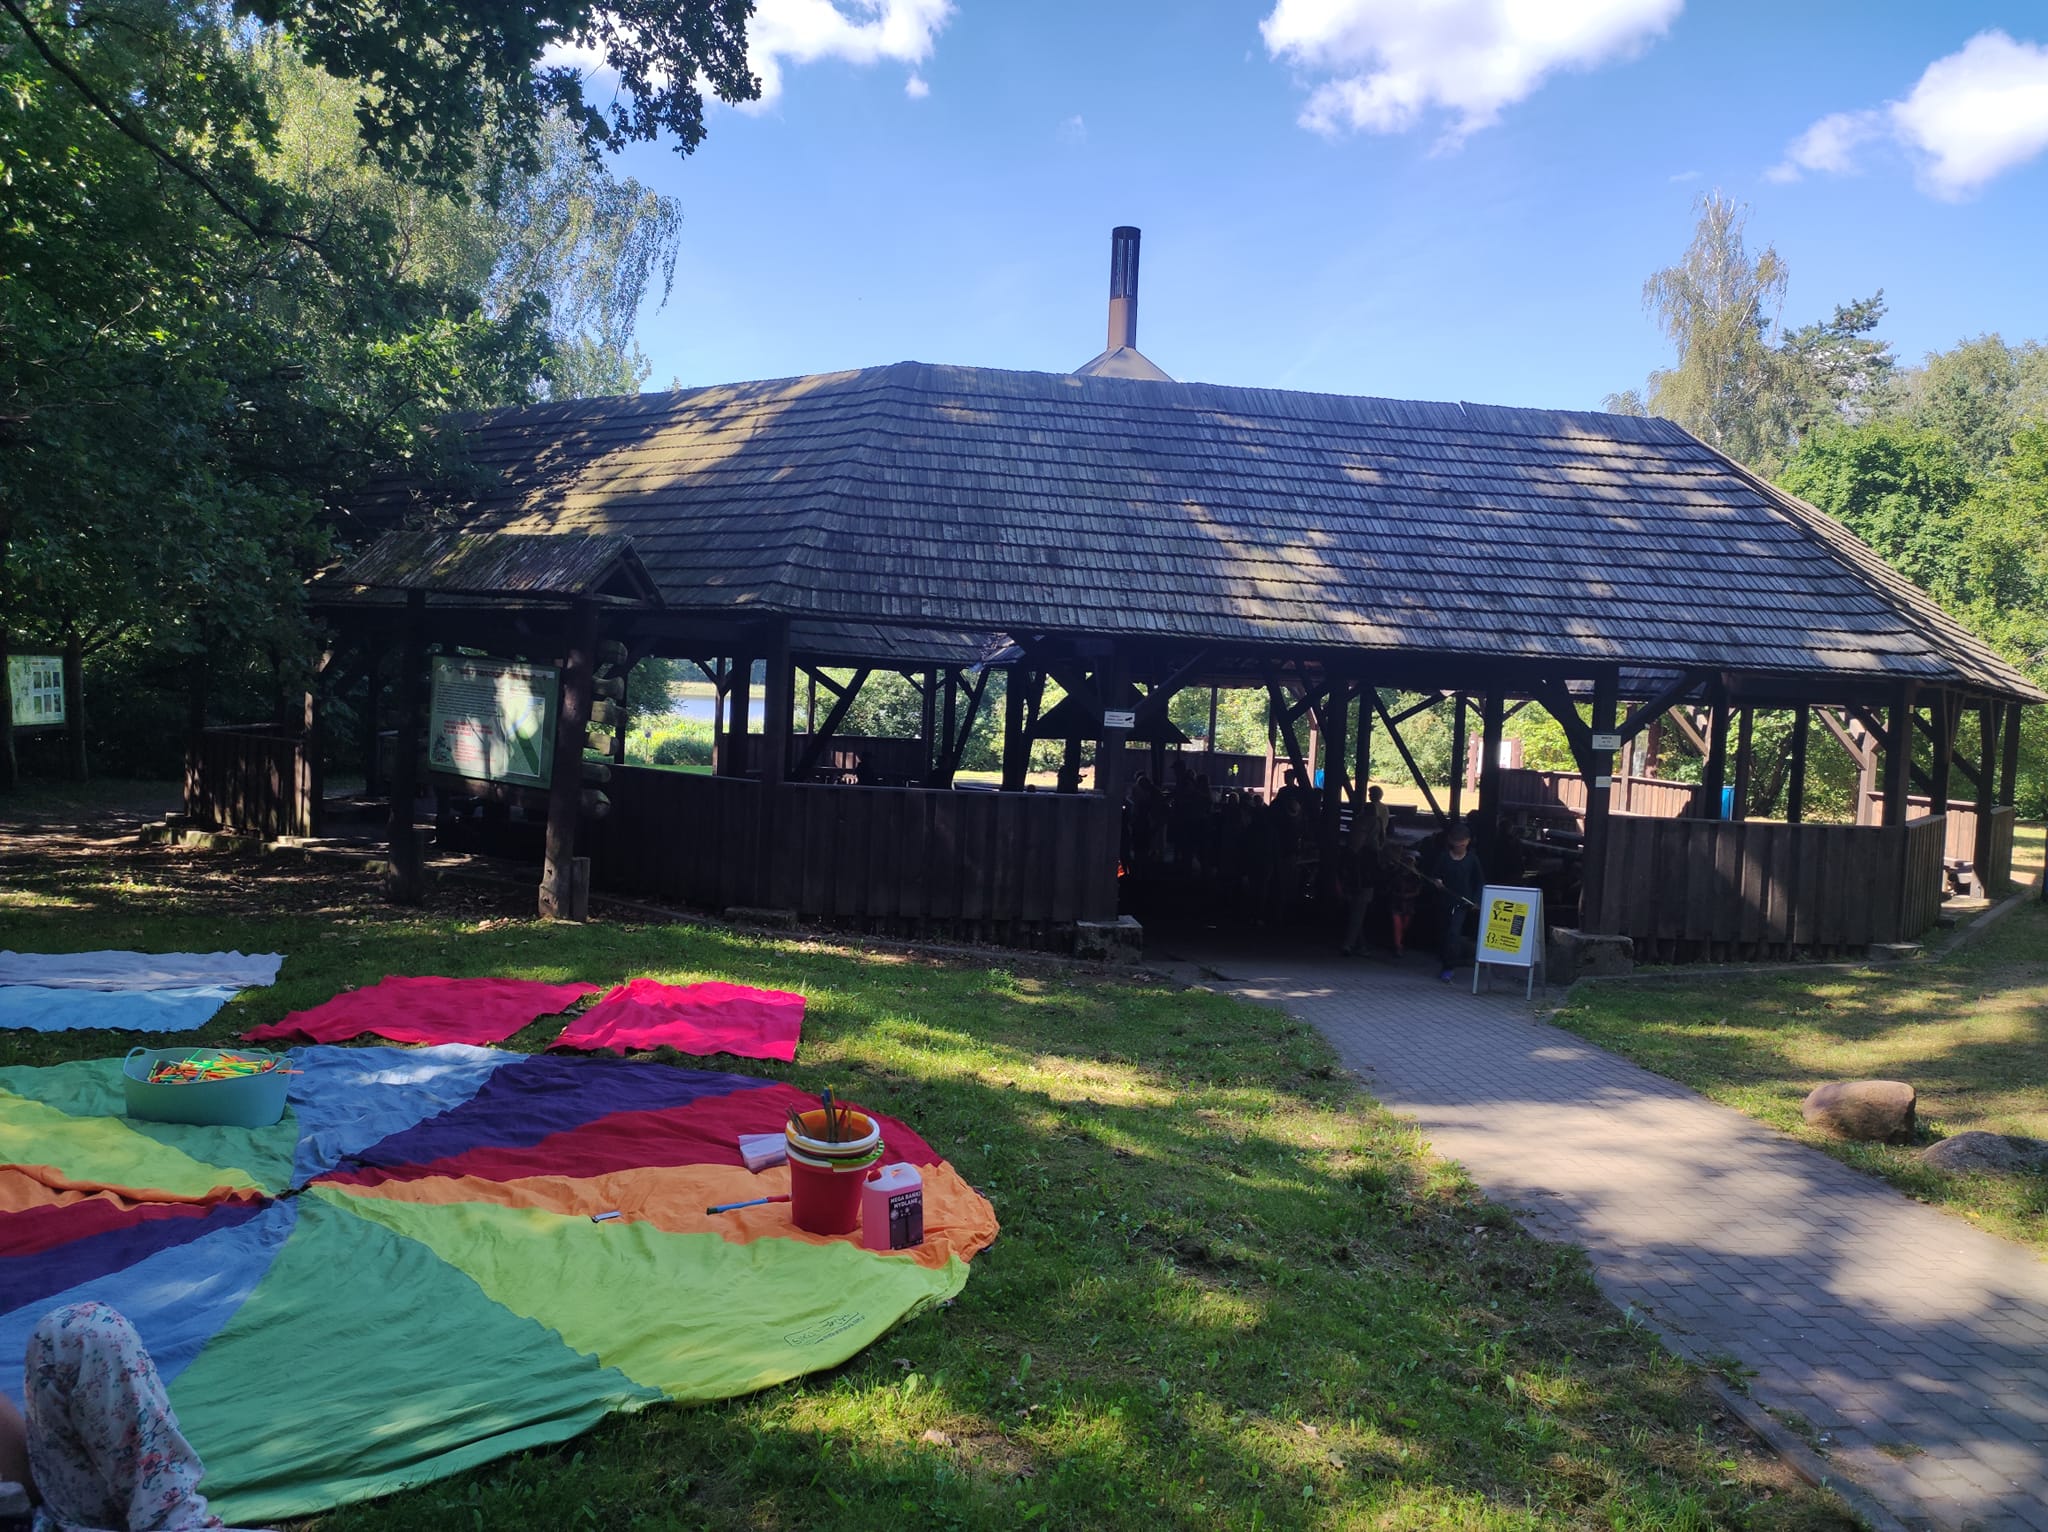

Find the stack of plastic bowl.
[{"left": 785, "top": 1107, "right": 883, "bottom": 1234}]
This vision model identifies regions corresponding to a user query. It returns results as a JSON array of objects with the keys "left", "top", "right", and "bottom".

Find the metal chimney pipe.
[{"left": 1107, "top": 226, "right": 1140, "bottom": 353}]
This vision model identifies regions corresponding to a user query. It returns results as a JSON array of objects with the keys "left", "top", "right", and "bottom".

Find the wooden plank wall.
[
  {"left": 589, "top": 768, "right": 1120, "bottom": 945},
  {"left": 1587, "top": 812, "right": 1949, "bottom": 961},
  {"left": 1498, "top": 769, "right": 1702, "bottom": 819},
  {"left": 183, "top": 727, "right": 315, "bottom": 839},
  {"left": 1984, "top": 807, "right": 2018, "bottom": 897},
  {"left": 1860, "top": 794, "right": 1982, "bottom": 869}
]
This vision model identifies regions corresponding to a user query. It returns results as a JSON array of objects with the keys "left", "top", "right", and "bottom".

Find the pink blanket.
[
  {"left": 245, "top": 976, "right": 600, "bottom": 1046},
  {"left": 551, "top": 979, "right": 805, "bottom": 1062}
]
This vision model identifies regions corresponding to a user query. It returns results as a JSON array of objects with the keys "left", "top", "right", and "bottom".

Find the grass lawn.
[
  {"left": 1557, "top": 825, "right": 2048, "bottom": 1256},
  {"left": 0, "top": 836, "right": 1849, "bottom": 1531}
]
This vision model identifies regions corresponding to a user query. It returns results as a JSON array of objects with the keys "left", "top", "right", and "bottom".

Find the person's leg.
[
  {"left": 25, "top": 1302, "right": 226, "bottom": 1532},
  {"left": 1438, "top": 900, "right": 1461, "bottom": 978},
  {"left": 0, "top": 1389, "right": 31, "bottom": 1503}
]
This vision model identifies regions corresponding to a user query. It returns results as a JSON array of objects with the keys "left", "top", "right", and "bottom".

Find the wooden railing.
[
  {"left": 1498, "top": 768, "right": 1704, "bottom": 820},
  {"left": 185, "top": 725, "right": 317, "bottom": 839},
  {"left": 1858, "top": 794, "right": 2018, "bottom": 894},
  {"left": 589, "top": 768, "right": 1119, "bottom": 943},
  {"left": 1585, "top": 812, "right": 1948, "bottom": 961}
]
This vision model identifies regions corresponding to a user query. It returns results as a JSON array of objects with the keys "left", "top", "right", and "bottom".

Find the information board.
[
  {"left": 8, "top": 655, "right": 65, "bottom": 729},
  {"left": 428, "top": 656, "right": 558, "bottom": 787},
  {"left": 1473, "top": 884, "right": 1545, "bottom": 997}
]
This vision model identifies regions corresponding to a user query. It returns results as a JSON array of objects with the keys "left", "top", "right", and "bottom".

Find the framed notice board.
[
  {"left": 427, "top": 656, "right": 559, "bottom": 788},
  {"left": 8, "top": 655, "right": 65, "bottom": 729},
  {"left": 1473, "top": 884, "right": 1545, "bottom": 998}
]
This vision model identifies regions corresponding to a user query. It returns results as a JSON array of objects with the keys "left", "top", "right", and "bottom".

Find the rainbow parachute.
[{"left": 1, "top": 1045, "right": 999, "bottom": 1523}]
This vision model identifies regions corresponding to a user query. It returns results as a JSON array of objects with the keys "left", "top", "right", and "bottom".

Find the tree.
[
  {"left": 1610, "top": 192, "right": 1891, "bottom": 471},
  {"left": 1893, "top": 335, "right": 2048, "bottom": 474}
]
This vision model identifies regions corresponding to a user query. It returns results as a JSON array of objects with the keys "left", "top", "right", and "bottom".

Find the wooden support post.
[
  {"left": 1475, "top": 692, "right": 1504, "bottom": 857},
  {"left": 1974, "top": 702, "right": 2000, "bottom": 894},
  {"left": 1448, "top": 692, "right": 1468, "bottom": 823},
  {"left": 1642, "top": 718, "right": 1662, "bottom": 781},
  {"left": 540, "top": 599, "right": 599, "bottom": 920},
  {"left": 727, "top": 655, "right": 755, "bottom": 778},
  {"left": 302, "top": 647, "right": 330, "bottom": 835},
  {"left": 1353, "top": 684, "right": 1372, "bottom": 798},
  {"left": 1731, "top": 706, "right": 1754, "bottom": 821},
  {"left": 1207, "top": 685, "right": 1219, "bottom": 758},
  {"left": 0, "top": 621, "right": 16, "bottom": 791},
  {"left": 360, "top": 643, "right": 385, "bottom": 795},
  {"left": 62, "top": 629, "right": 87, "bottom": 781},
  {"left": 1262, "top": 695, "right": 1278, "bottom": 802},
  {"left": 1787, "top": 704, "right": 1811, "bottom": 824},
  {"left": 384, "top": 592, "right": 427, "bottom": 905},
  {"left": 1701, "top": 685, "right": 1730, "bottom": 816},
  {"left": 1317, "top": 677, "right": 1348, "bottom": 899},
  {"left": 1096, "top": 654, "right": 1131, "bottom": 802},
  {"left": 1581, "top": 673, "right": 1619, "bottom": 932},
  {"left": 1927, "top": 692, "right": 1954, "bottom": 816},
  {"left": 761, "top": 624, "right": 793, "bottom": 786},
  {"left": 2000, "top": 701, "right": 2022, "bottom": 807},
  {"left": 1882, "top": 683, "right": 1916, "bottom": 827},
  {"left": 1001, "top": 670, "right": 1030, "bottom": 791}
]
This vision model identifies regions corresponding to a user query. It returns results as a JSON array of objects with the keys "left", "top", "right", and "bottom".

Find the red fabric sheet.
[
  {"left": 244, "top": 976, "right": 599, "bottom": 1046},
  {"left": 551, "top": 979, "right": 805, "bottom": 1062}
]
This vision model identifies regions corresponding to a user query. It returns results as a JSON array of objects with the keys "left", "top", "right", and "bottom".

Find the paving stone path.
[{"left": 1169, "top": 943, "right": 2048, "bottom": 1532}]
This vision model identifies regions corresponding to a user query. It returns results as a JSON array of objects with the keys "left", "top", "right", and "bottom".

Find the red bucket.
[{"left": 787, "top": 1144, "right": 882, "bottom": 1235}]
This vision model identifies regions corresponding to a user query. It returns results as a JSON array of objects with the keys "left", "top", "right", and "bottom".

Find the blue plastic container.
[{"left": 122, "top": 1047, "right": 290, "bottom": 1128}]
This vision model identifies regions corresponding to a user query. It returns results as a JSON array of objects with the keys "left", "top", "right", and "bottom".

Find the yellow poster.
[{"left": 1483, "top": 897, "right": 1530, "bottom": 956}]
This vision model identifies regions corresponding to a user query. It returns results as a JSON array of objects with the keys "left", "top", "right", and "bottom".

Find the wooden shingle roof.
[{"left": 364, "top": 361, "right": 2038, "bottom": 700}]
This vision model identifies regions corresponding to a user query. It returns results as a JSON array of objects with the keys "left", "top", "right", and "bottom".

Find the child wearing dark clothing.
[{"left": 1431, "top": 826, "right": 1485, "bottom": 982}]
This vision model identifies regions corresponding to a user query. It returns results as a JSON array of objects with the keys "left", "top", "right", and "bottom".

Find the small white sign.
[
  {"left": 8, "top": 655, "right": 65, "bottom": 729},
  {"left": 1474, "top": 884, "right": 1545, "bottom": 999},
  {"left": 1102, "top": 709, "right": 1137, "bottom": 730},
  {"left": 1590, "top": 732, "right": 1622, "bottom": 752}
]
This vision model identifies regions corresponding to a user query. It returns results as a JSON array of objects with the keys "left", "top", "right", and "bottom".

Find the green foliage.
[
  {"left": 625, "top": 714, "right": 712, "bottom": 768},
  {"left": 232, "top": 0, "right": 759, "bottom": 190},
  {"left": 623, "top": 657, "right": 679, "bottom": 721}
]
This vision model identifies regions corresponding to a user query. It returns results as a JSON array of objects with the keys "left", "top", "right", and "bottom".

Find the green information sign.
[
  {"left": 428, "top": 656, "right": 559, "bottom": 787},
  {"left": 8, "top": 655, "right": 65, "bottom": 729}
]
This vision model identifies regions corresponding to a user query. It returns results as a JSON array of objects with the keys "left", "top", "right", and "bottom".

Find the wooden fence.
[
  {"left": 1498, "top": 769, "right": 1705, "bottom": 820},
  {"left": 589, "top": 768, "right": 1120, "bottom": 944},
  {"left": 184, "top": 726, "right": 317, "bottom": 839},
  {"left": 1858, "top": 794, "right": 2018, "bottom": 894},
  {"left": 1585, "top": 812, "right": 1948, "bottom": 962}
]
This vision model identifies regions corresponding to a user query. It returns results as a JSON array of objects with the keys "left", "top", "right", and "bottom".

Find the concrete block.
[
  {"left": 1075, "top": 915, "right": 1144, "bottom": 963},
  {"left": 1548, "top": 927, "right": 1633, "bottom": 980}
]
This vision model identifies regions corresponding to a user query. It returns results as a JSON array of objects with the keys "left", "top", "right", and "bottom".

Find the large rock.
[
  {"left": 1918, "top": 1131, "right": 2048, "bottom": 1175},
  {"left": 1547, "top": 927, "right": 1634, "bottom": 981},
  {"left": 1801, "top": 1080, "right": 1917, "bottom": 1143}
]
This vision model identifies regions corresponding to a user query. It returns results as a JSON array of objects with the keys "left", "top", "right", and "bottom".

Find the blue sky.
[{"left": 603, "top": 1, "right": 2048, "bottom": 411}]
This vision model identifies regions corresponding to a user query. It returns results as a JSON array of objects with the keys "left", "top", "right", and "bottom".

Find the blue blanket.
[{"left": 0, "top": 985, "right": 237, "bottom": 1033}]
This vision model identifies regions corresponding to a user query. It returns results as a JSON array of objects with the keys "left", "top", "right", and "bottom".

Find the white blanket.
[{"left": 0, "top": 949, "right": 284, "bottom": 991}]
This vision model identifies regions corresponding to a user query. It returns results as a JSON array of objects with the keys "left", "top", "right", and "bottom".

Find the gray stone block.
[
  {"left": 1547, "top": 927, "right": 1633, "bottom": 980},
  {"left": 1074, "top": 915, "right": 1143, "bottom": 963}
]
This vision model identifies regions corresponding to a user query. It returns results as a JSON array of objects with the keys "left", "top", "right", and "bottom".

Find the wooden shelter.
[{"left": 234, "top": 229, "right": 2038, "bottom": 957}]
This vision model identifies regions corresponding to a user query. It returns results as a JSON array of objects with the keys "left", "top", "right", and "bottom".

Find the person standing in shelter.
[
  {"left": 1337, "top": 795, "right": 1384, "bottom": 956},
  {"left": 1431, "top": 824, "right": 1485, "bottom": 983}
]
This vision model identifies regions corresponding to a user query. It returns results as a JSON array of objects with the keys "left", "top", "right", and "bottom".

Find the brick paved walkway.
[{"left": 1167, "top": 942, "right": 2048, "bottom": 1532}]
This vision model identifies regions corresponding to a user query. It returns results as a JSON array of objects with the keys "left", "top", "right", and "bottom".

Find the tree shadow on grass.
[{"left": 0, "top": 852, "right": 1845, "bottom": 1530}]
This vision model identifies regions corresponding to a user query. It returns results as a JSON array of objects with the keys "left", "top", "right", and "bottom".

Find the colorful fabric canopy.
[
  {"left": 553, "top": 979, "right": 806, "bottom": 1062},
  {"left": 0, "top": 1046, "right": 998, "bottom": 1523},
  {"left": 243, "top": 976, "right": 599, "bottom": 1046}
]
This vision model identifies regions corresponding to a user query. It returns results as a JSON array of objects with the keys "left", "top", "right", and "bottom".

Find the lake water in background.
[{"left": 663, "top": 696, "right": 765, "bottom": 726}]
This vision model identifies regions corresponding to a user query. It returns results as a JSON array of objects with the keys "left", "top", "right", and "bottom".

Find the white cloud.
[
  {"left": 1259, "top": 0, "right": 1683, "bottom": 145},
  {"left": 1768, "top": 31, "right": 2048, "bottom": 200},
  {"left": 542, "top": 0, "right": 951, "bottom": 110},
  {"left": 1765, "top": 109, "right": 1883, "bottom": 183},
  {"left": 745, "top": 0, "right": 953, "bottom": 107},
  {"left": 1058, "top": 114, "right": 1087, "bottom": 146}
]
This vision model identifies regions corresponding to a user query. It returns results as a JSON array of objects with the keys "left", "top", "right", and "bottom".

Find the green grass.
[
  {"left": 1557, "top": 825, "right": 2048, "bottom": 1255},
  {"left": 0, "top": 844, "right": 1848, "bottom": 1531}
]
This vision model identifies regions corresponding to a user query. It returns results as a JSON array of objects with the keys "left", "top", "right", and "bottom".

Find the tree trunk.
[{"left": 63, "top": 629, "right": 87, "bottom": 782}]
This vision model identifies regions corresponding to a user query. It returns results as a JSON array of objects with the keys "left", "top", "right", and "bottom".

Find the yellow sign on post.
[{"left": 1474, "top": 884, "right": 1545, "bottom": 998}]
